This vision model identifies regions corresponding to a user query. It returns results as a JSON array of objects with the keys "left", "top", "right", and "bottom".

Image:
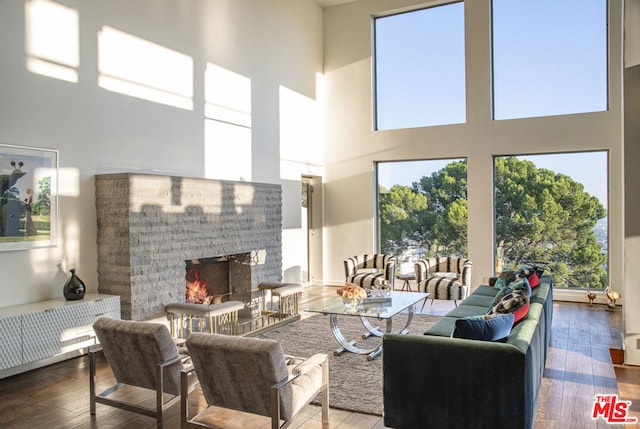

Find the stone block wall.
[{"left": 95, "top": 173, "right": 283, "bottom": 320}]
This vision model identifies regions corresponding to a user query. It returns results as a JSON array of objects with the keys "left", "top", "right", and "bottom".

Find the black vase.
[{"left": 63, "top": 268, "right": 86, "bottom": 301}]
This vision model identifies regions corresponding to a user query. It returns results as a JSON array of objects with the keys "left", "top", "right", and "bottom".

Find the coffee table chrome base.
[{"left": 329, "top": 305, "right": 415, "bottom": 361}]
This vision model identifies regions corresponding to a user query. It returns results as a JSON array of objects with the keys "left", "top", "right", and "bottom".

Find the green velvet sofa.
[{"left": 383, "top": 274, "right": 553, "bottom": 429}]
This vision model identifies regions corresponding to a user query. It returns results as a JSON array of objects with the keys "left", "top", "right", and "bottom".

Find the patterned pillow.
[
  {"left": 516, "top": 264, "right": 541, "bottom": 288},
  {"left": 509, "top": 278, "right": 532, "bottom": 297},
  {"left": 453, "top": 314, "right": 515, "bottom": 341},
  {"left": 489, "top": 285, "right": 513, "bottom": 308},
  {"left": 488, "top": 288, "right": 530, "bottom": 323},
  {"left": 526, "top": 272, "right": 540, "bottom": 288}
]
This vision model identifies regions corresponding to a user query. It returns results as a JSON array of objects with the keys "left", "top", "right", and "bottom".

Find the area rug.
[{"left": 256, "top": 312, "right": 441, "bottom": 416}]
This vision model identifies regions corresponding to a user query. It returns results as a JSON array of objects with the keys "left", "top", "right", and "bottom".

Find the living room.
[{"left": 0, "top": 0, "right": 639, "bottom": 427}]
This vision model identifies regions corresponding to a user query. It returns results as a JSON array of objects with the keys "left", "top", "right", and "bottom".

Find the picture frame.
[{"left": 0, "top": 144, "right": 58, "bottom": 251}]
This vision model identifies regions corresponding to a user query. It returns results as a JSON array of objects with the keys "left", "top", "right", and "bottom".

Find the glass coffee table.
[{"left": 304, "top": 291, "right": 428, "bottom": 361}]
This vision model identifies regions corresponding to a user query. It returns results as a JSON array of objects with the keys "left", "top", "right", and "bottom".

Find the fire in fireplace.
[{"left": 185, "top": 256, "right": 231, "bottom": 305}]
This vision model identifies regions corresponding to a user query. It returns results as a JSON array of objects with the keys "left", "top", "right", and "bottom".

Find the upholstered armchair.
[
  {"left": 414, "top": 257, "right": 473, "bottom": 306},
  {"left": 344, "top": 254, "right": 395, "bottom": 290},
  {"left": 181, "top": 332, "right": 329, "bottom": 429},
  {"left": 90, "top": 317, "right": 196, "bottom": 429}
]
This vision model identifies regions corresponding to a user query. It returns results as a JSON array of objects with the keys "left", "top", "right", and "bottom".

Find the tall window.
[
  {"left": 204, "top": 63, "right": 252, "bottom": 181},
  {"left": 377, "top": 159, "right": 468, "bottom": 274},
  {"left": 494, "top": 152, "right": 608, "bottom": 289},
  {"left": 374, "top": 2, "right": 466, "bottom": 130},
  {"left": 492, "top": 0, "right": 608, "bottom": 120}
]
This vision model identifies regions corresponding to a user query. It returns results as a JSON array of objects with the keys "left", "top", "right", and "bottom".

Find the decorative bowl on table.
[{"left": 337, "top": 283, "right": 367, "bottom": 310}]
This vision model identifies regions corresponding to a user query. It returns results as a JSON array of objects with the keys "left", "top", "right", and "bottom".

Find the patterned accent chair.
[
  {"left": 344, "top": 254, "right": 395, "bottom": 290},
  {"left": 414, "top": 257, "right": 473, "bottom": 306}
]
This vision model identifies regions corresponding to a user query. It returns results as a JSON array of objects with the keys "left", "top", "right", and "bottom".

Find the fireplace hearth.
[{"left": 95, "top": 173, "right": 283, "bottom": 320}]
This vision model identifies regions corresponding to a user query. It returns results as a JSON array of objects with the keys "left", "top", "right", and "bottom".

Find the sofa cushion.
[
  {"left": 530, "top": 281, "right": 551, "bottom": 305},
  {"left": 459, "top": 292, "right": 496, "bottom": 308},
  {"left": 453, "top": 313, "right": 515, "bottom": 341},
  {"left": 423, "top": 316, "right": 458, "bottom": 337},
  {"left": 446, "top": 304, "right": 490, "bottom": 319},
  {"left": 472, "top": 284, "right": 502, "bottom": 297}
]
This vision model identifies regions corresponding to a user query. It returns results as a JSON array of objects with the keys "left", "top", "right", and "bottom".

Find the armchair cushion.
[
  {"left": 422, "top": 276, "right": 468, "bottom": 300},
  {"left": 284, "top": 355, "right": 325, "bottom": 417},
  {"left": 414, "top": 257, "right": 472, "bottom": 301}
]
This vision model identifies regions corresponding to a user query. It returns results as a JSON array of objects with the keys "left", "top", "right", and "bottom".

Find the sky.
[
  {"left": 375, "top": 0, "right": 608, "bottom": 208},
  {"left": 378, "top": 151, "right": 608, "bottom": 209},
  {"left": 375, "top": 0, "right": 607, "bottom": 127}
]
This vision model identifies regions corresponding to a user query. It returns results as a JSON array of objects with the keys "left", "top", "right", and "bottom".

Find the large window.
[
  {"left": 374, "top": 2, "right": 466, "bottom": 130},
  {"left": 377, "top": 159, "right": 468, "bottom": 274},
  {"left": 494, "top": 152, "right": 608, "bottom": 289},
  {"left": 492, "top": 0, "right": 608, "bottom": 120}
]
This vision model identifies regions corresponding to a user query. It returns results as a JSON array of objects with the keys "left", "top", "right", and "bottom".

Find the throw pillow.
[
  {"left": 453, "top": 314, "right": 515, "bottom": 341},
  {"left": 488, "top": 288, "right": 530, "bottom": 324},
  {"left": 509, "top": 278, "right": 532, "bottom": 297},
  {"left": 489, "top": 285, "right": 513, "bottom": 308},
  {"left": 527, "top": 272, "right": 540, "bottom": 288},
  {"left": 494, "top": 270, "right": 516, "bottom": 289},
  {"left": 516, "top": 264, "right": 541, "bottom": 288},
  {"left": 511, "top": 302, "right": 531, "bottom": 324}
]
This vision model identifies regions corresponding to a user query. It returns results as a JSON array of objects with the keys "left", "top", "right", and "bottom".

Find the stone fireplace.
[{"left": 95, "top": 173, "right": 282, "bottom": 320}]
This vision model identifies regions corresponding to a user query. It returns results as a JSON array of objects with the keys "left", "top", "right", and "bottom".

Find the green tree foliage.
[
  {"left": 495, "top": 157, "right": 607, "bottom": 288},
  {"left": 379, "top": 185, "right": 428, "bottom": 255},
  {"left": 32, "top": 176, "right": 51, "bottom": 216},
  {"left": 411, "top": 160, "right": 468, "bottom": 256},
  {"left": 378, "top": 157, "right": 607, "bottom": 288}
]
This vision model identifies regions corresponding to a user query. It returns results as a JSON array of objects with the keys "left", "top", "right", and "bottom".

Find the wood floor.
[{"left": 0, "top": 285, "right": 638, "bottom": 429}]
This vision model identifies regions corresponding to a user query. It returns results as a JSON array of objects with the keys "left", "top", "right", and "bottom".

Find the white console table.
[{"left": 0, "top": 294, "right": 120, "bottom": 378}]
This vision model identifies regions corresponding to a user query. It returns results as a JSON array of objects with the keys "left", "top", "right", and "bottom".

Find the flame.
[{"left": 186, "top": 269, "right": 213, "bottom": 304}]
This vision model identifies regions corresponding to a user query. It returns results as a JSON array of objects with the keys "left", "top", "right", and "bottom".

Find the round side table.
[{"left": 396, "top": 274, "right": 415, "bottom": 292}]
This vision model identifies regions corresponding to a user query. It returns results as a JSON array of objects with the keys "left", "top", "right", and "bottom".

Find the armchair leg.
[
  {"left": 271, "top": 387, "right": 282, "bottom": 429},
  {"left": 321, "top": 360, "right": 329, "bottom": 425},
  {"left": 322, "top": 384, "right": 329, "bottom": 424},
  {"left": 89, "top": 350, "right": 97, "bottom": 416},
  {"left": 155, "top": 364, "right": 165, "bottom": 428},
  {"left": 181, "top": 370, "right": 189, "bottom": 427}
]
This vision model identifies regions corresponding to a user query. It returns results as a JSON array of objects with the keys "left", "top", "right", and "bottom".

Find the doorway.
[{"left": 301, "top": 176, "right": 323, "bottom": 285}]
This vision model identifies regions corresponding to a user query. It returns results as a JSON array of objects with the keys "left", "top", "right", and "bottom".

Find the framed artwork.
[{"left": 0, "top": 144, "right": 58, "bottom": 250}]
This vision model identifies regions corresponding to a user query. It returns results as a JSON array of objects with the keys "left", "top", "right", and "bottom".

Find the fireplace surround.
[{"left": 95, "top": 173, "right": 282, "bottom": 320}]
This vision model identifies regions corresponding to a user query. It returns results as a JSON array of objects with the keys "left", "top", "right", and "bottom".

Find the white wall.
[
  {"left": 0, "top": 0, "right": 323, "bottom": 307},
  {"left": 322, "top": 0, "right": 625, "bottom": 304}
]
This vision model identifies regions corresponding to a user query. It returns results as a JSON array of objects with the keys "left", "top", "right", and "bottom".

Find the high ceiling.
[{"left": 314, "top": 0, "right": 358, "bottom": 7}]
